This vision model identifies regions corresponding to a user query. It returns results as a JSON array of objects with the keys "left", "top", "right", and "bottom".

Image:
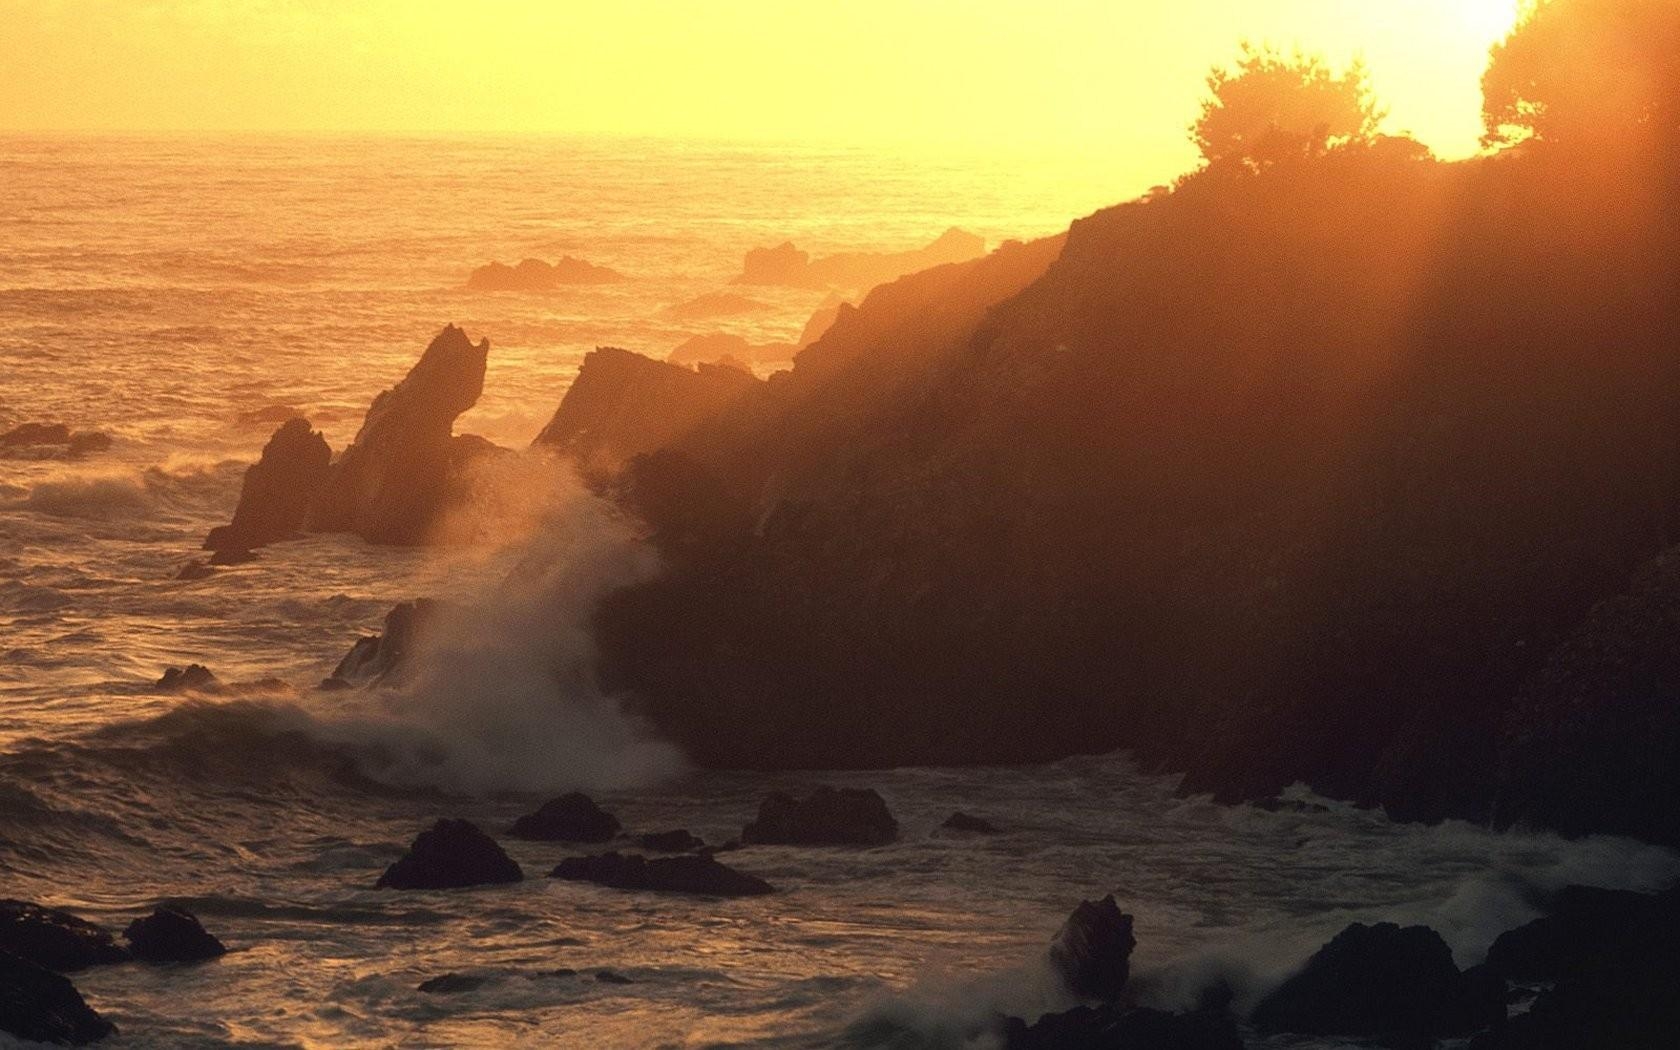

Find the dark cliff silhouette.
[{"left": 541, "top": 0, "right": 1680, "bottom": 845}]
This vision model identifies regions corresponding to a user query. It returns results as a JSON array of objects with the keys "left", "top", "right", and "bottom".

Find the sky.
[{"left": 4, "top": 1, "right": 1518, "bottom": 181}]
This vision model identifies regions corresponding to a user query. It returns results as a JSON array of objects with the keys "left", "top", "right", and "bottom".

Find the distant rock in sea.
[
  {"left": 733, "top": 228, "right": 985, "bottom": 290},
  {"left": 0, "top": 422, "right": 114, "bottom": 459},
  {"left": 939, "top": 811, "right": 998, "bottom": 834},
  {"left": 377, "top": 819, "right": 523, "bottom": 890},
  {"left": 508, "top": 792, "right": 621, "bottom": 843},
  {"left": 204, "top": 418, "right": 332, "bottom": 553},
  {"left": 308, "top": 325, "right": 491, "bottom": 545},
  {"left": 0, "top": 951, "right": 116, "bottom": 1045},
  {"left": 155, "top": 665, "right": 223, "bottom": 694},
  {"left": 549, "top": 851, "right": 774, "bottom": 897},
  {"left": 660, "top": 292, "right": 769, "bottom": 321},
  {"left": 123, "top": 907, "right": 226, "bottom": 964},
  {"left": 0, "top": 900, "right": 130, "bottom": 973},
  {"left": 467, "top": 256, "right": 627, "bottom": 291},
  {"left": 739, "top": 787, "right": 898, "bottom": 846}
]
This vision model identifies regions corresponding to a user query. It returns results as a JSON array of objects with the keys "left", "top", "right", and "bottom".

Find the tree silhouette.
[
  {"left": 1192, "top": 44, "right": 1385, "bottom": 172},
  {"left": 1483, "top": 0, "right": 1680, "bottom": 148}
]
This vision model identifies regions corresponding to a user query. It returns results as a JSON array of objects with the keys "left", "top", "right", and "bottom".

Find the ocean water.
[{"left": 2, "top": 135, "right": 1678, "bottom": 1049}]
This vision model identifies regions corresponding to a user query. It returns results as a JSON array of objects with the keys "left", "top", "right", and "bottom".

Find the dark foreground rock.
[
  {"left": 377, "top": 819, "right": 523, "bottom": 890},
  {"left": 1252, "top": 922, "right": 1503, "bottom": 1039},
  {"left": 508, "top": 793, "right": 621, "bottom": 843},
  {"left": 1002, "top": 1005, "right": 1242, "bottom": 1050},
  {"left": 0, "top": 951, "right": 115, "bottom": 1045},
  {"left": 308, "top": 325, "right": 490, "bottom": 545},
  {"left": 155, "top": 664, "right": 222, "bottom": 694},
  {"left": 739, "top": 787, "right": 898, "bottom": 846},
  {"left": 204, "top": 417, "right": 332, "bottom": 552},
  {"left": 0, "top": 901, "right": 129, "bottom": 973},
  {"left": 940, "top": 811, "right": 998, "bottom": 833},
  {"left": 1049, "top": 895, "right": 1136, "bottom": 1002},
  {"left": 322, "top": 599, "right": 447, "bottom": 689},
  {"left": 634, "top": 829, "right": 705, "bottom": 853},
  {"left": 123, "top": 907, "right": 225, "bottom": 964},
  {"left": 549, "top": 852, "right": 774, "bottom": 897}
]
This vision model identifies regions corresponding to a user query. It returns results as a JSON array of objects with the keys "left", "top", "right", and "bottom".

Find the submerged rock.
[
  {"left": 1252, "top": 921, "right": 1503, "bottom": 1038},
  {"left": 123, "top": 907, "right": 226, "bottom": 964},
  {"left": 204, "top": 417, "right": 332, "bottom": 552},
  {"left": 377, "top": 819, "right": 523, "bottom": 890},
  {"left": 1002, "top": 1004, "right": 1242, "bottom": 1050},
  {"left": 733, "top": 228, "right": 986, "bottom": 289},
  {"left": 0, "top": 900, "right": 129, "bottom": 973},
  {"left": 1049, "top": 895, "right": 1136, "bottom": 1002},
  {"left": 322, "top": 599, "right": 447, "bottom": 689},
  {"left": 417, "top": 972, "right": 486, "bottom": 994},
  {"left": 1, "top": 422, "right": 72, "bottom": 447},
  {"left": 508, "top": 793, "right": 621, "bottom": 843},
  {"left": 155, "top": 664, "right": 222, "bottom": 694},
  {"left": 0, "top": 951, "right": 116, "bottom": 1045},
  {"left": 467, "top": 256, "right": 626, "bottom": 291},
  {"left": 549, "top": 851, "right": 774, "bottom": 897},
  {"left": 0, "top": 422, "right": 113, "bottom": 459},
  {"left": 940, "top": 811, "right": 999, "bottom": 833},
  {"left": 174, "top": 560, "right": 215, "bottom": 581},
  {"left": 595, "top": 970, "right": 634, "bottom": 984},
  {"left": 308, "top": 325, "right": 489, "bottom": 545},
  {"left": 634, "top": 829, "right": 705, "bottom": 853},
  {"left": 739, "top": 787, "right": 898, "bottom": 846}
]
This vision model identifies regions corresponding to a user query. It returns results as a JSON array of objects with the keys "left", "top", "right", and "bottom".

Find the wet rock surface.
[
  {"left": 204, "top": 417, "right": 332, "bottom": 552},
  {"left": 123, "top": 906, "right": 226, "bottom": 964},
  {"left": 0, "top": 900, "right": 129, "bottom": 973},
  {"left": 507, "top": 793, "right": 621, "bottom": 843},
  {"left": 1048, "top": 895, "right": 1135, "bottom": 1002},
  {"left": 0, "top": 951, "right": 116, "bottom": 1045},
  {"left": 376, "top": 819, "right": 523, "bottom": 890}
]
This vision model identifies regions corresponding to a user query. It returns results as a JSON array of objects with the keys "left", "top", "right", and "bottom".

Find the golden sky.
[{"left": 5, "top": 1, "right": 1516, "bottom": 177}]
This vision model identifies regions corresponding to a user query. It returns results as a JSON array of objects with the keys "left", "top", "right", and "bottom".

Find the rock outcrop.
[
  {"left": 532, "top": 348, "right": 759, "bottom": 472},
  {"left": 739, "top": 787, "right": 897, "bottom": 846},
  {"left": 122, "top": 907, "right": 226, "bottom": 964},
  {"left": 467, "top": 256, "right": 626, "bottom": 291},
  {"left": 1048, "top": 895, "right": 1136, "bottom": 1002},
  {"left": 0, "top": 422, "right": 113, "bottom": 459},
  {"left": 377, "top": 819, "right": 523, "bottom": 890},
  {"left": 205, "top": 418, "right": 332, "bottom": 552},
  {"left": 0, "top": 901, "right": 129, "bottom": 972},
  {"left": 1252, "top": 922, "right": 1503, "bottom": 1039},
  {"left": 321, "top": 599, "right": 447, "bottom": 689},
  {"left": 0, "top": 951, "right": 115, "bottom": 1045},
  {"left": 734, "top": 228, "right": 986, "bottom": 290},
  {"left": 155, "top": 665, "right": 222, "bottom": 694},
  {"left": 548, "top": 852, "right": 774, "bottom": 897},
  {"left": 507, "top": 793, "right": 621, "bottom": 843},
  {"left": 308, "top": 325, "right": 490, "bottom": 545}
]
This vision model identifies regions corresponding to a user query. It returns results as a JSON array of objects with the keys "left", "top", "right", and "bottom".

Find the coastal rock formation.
[
  {"left": 467, "top": 256, "right": 627, "bottom": 291},
  {"left": 0, "top": 951, "right": 115, "bottom": 1045},
  {"left": 1048, "top": 895, "right": 1135, "bottom": 1002},
  {"left": 0, "top": 901, "right": 129, "bottom": 972},
  {"left": 155, "top": 665, "right": 222, "bottom": 694},
  {"left": 1002, "top": 1005, "right": 1242, "bottom": 1050},
  {"left": 122, "top": 907, "right": 226, "bottom": 964},
  {"left": 308, "top": 325, "right": 489, "bottom": 545},
  {"left": 739, "top": 787, "right": 897, "bottom": 846},
  {"left": 733, "top": 228, "right": 986, "bottom": 290},
  {"left": 0, "top": 422, "right": 113, "bottom": 459},
  {"left": 634, "top": 829, "right": 705, "bottom": 852},
  {"left": 1252, "top": 922, "right": 1503, "bottom": 1039},
  {"left": 533, "top": 348, "right": 760, "bottom": 472},
  {"left": 508, "top": 793, "right": 621, "bottom": 843},
  {"left": 548, "top": 852, "right": 774, "bottom": 897},
  {"left": 667, "top": 333, "right": 795, "bottom": 369},
  {"left": 660, "top": 292, "right": 768, "bottom": 321},
  {"left": 322, "top": 599, "right": 447, "bottom": 689},
  {"left": 204, "top": 418, "right": 332, "bottom": 552},
  {"left": 376, "top": 819, "right": 523, "bottom": 890}
]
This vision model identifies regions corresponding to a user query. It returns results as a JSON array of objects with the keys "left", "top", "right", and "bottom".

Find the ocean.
[{"left": 2, "top": 134, "right": 1676, "bottom": 1049}]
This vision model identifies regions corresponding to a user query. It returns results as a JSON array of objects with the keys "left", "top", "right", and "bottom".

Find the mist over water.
[{"left": 3, "top": 134, "right": 1677, "bottom": 1047}]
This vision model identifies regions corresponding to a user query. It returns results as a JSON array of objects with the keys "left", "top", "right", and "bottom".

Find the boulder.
[
  {"left": 1048, "top": 895, "right": 1136, "bottom": 1002},
  {"left": 308, "top": 325, "right": 489, "bottom": 545},
  {"left": 467, "top": 256, "right": 626, "bottom": 291},
  {"left": 1252, "top": 922, "right": 1504, "bottom": 1038},
  {"left": 508, "top": 793, "right": 621, "bottom": 843},
  {"left": 940, "top": 811, "right": 998, "bottom": 833},
  {"left": 739, "top": 787, "right": 898, "bottom": 846},
  {"left": 0, "top": 950, "right": 115, "bottom": 1045},
  {"left": 322, "top": 599, "right": 447, "bottom": 689},
  {"left": 122, "top": 907, "right": 226, "bottom": 964},
  {"left": 154, "top": 665, "right": 222, "bottom": 694},
  {"left": 376, "top": 819, "right": 523, "bottom": 890},
  {"left": 634, "top": 829, "right": 705, "bottom": 853},
  {"left": 0, "top": 900, "right": 129, "bottom": 972},
  {"left": 549, "top": 852, "right": 773, "bottom": 897},
  {"left": 205, "top": 417, "right": 332, "bottom": 552},
  {"left": 1002, "top": 1005, "right": 1242, "bottom": 1050}
]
